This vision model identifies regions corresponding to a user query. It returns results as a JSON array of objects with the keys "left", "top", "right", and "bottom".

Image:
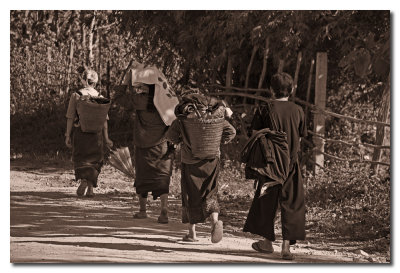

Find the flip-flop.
[
  {"left": 251, "top": 241, "right": 274, "bottom": 254},
  {"left": 182, "top": 234, "right": 199, "bottom": 242},
  {"left": 281, "top": 251, "right": 295, "bottom": 260},
  {"left": 211, "top": 220, "right": 223, "bottom": 243}
]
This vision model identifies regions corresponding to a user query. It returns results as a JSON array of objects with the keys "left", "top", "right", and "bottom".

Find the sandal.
[
  {"left": 182, "top": 234, "right": 199, "bottom": 242},
  {"left": 133, "top": 211, "right": 148, "bottom": 219},
  {"left": 251, "top": 241, "right": 274, "bottom": 254},
  {"left": 211, "top": 220, "right": 223, "bottom": 243}
]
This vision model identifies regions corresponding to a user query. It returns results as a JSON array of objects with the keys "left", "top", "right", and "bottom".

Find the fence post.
[
  {"left": 371, "top": 73, "right": 390, "bottom": 173},
  {"left": 313, "top": 52, "right": 327, "bottom": 173}
]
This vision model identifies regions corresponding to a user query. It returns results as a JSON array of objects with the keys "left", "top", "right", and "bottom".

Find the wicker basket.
[
  {"left": 76, "top": 99, "right": 111, "bottom": 133},
  {"left": 182, "top": 117, "right": 225, "bottom": 159}
]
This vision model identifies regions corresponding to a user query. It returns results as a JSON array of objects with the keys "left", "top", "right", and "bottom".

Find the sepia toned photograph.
[{"left": 9, "top": 9, "right": 391, "bottom": 264}]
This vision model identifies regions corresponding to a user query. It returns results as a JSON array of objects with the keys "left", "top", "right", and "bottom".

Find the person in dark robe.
[
  {"left": 243, "top": 72, "right": 307, "bottom": 260},
  {"left": 65, "top": 69, "right": 113, "bottom": 197},
  {"left": 120, "top": 63, "right": 179, "bottom": 224},
  {"left": 165, "top": 97, "right": 236, "bottom": 243},
  {"left": 130, "top": 83, "right": 173, "bottom": 224}
]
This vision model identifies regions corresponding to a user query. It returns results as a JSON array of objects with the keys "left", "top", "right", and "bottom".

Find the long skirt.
[
  {"left": 181, "top": 157, "right": 220, "bottom": 224},
  {"left": 72, "top": 127, "right": 104, "bottom": 187},
  {"left": 134, "top": 141, "right": 172, "bottom": 200},
  {"left": 243, "top": 162, "right": 305, "bottom": 244}
]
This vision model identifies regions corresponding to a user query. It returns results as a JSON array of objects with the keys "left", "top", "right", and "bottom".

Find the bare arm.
[{"left": 103, "top": 120, "right": 113, "bottom": 149}]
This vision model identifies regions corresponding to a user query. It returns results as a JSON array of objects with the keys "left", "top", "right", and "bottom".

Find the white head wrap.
[{"left": 123, "top": 62, "right": 179, "bottom": 126}]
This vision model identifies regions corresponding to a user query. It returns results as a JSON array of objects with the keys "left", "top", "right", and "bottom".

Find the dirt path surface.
[{"left": 10, "top": 159, "right": 378, "bottom": 264}]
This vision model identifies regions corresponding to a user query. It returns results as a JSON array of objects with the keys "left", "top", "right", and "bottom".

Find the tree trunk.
[
  {"left": 65, "top": 39, "right": 75, "bottom": 96},
  {"left": 243, "top": 45, "right": 259, "bottom": 105},
  {"left": 106, "top": 60, "right": 111, "bottom": 99},
  {"left": 81, "top": 23, "right": 86, "bottom": 66},
  {"left": 304, "top": 58, "right": 315, "bottom": 124},
  {"left": 98, "top": 28, "right": 102, "bottom": 89},
  {"left": 257, "top": 37, "right": 270, "bottom": 91},
  {"left": 371, "top": 74, "right": 391, "bottom": 173},
  {"left": 313, "top": 53, "right": 327, "bottom": 174},
  {"left": 291, "top": 51, "right": 303, "bottom": 98},
  {"left": 88, "top": 15, "right": 96, "bottom": 68},
  {"left": 225, "top": 55, "right": 233, "bottom": 104}
]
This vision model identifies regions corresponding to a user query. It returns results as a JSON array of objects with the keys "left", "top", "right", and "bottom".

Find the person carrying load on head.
[
  {"left": 165, "top": 91, "right": 236, "bottom": 243},
  {"left": 121, "top": 62, "right": 179, "bottom": 224},
  {"left": 65, "top": 69, "right": 113, "bottom": 197}
]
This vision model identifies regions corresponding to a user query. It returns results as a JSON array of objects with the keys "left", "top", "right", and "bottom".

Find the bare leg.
[
  {"left": 86, "top": 182, "right": 94, "bottom": 197},
  {"left": 133, "top": 194, "right": 148, "bottom": 219},
  {"left": 76, "top": 179, "right": 88, "bottom": 197},
  {"left": 209, "top": 212, "right": 218, "bottom": 225},
  {"left": 160, "top": 193, "right": 168, "bottom": 211},
  {"left": 281, "top": 240, "right": 294, "bottom": 260},
  {"left": 189, "top": 224, "right": 196, "bottom": 239},
  {"left": 157, "top": 193, "right": 169, "bottom": 224},
  {"left": 210, "top": 212, "right": 223, "bottom": 243}
]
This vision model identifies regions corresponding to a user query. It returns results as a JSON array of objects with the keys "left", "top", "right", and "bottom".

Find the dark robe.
[
  {"left": 72, "top": 127, "right": 104, "bottom": 187},
  {"left": 243, "top": 100, "right": 307, "bottom": 244}
]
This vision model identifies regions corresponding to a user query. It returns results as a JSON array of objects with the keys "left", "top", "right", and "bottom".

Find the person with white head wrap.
[
  {"left": 65, "top": 69, "right": 113, "bottom": 197},
  {"left": 121, "top": 62, "right": 178, "bottom": 223}
]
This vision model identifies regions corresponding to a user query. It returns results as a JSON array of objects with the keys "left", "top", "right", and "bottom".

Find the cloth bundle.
[
  {"left": 122, "top": 62, "right": 179, "bottom": 126},
  {"left": 175, "top": 94, "right": 225, "bottom": 119}
]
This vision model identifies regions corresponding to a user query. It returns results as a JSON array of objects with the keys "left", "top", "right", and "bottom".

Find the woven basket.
[
  {"left": 76, "top": 100, "right": 111, "bottom": 133},
  {"left": 182, "top": 117, "right": 225, "bottom": 159}
]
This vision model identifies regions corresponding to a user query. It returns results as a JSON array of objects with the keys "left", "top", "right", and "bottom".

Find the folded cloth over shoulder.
[{"left": 122, "top": 62, "right": 179, "bottom": 126}]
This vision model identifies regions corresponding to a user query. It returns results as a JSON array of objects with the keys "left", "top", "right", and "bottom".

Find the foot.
[
  {"left": 252, "top": 240, "right": 274, "bottom": 254},
  {"left": 281, "top": 240, "right": 294, "bottom": 260},
  {"left": 211, "top": 220, "right": 223, "bottom": 243},
  {"left": 86, "top": 184, "right": 94, "bottom": 198},
  {"left": 157, "top": 209, "right": 168, "bottom": 224},
  {"left": 133, "top": 211, "right": 148, "bottom": 219},
  {"left": 182, "top": 234, "right": 199, "bottom": 242},
  {"left": 76, "top": 180, "right": 88, "bottom": 196}
]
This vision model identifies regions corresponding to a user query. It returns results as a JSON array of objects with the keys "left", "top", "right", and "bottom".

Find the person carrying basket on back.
[
  {"left": 165, "top": 91, "right": 236, "bottom": 243},
  {"left": 65, "top": 69, "right": 113, "bottom": 197}
]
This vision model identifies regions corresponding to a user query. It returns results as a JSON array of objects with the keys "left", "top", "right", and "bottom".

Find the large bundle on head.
[
  {"left": 176, "top": 92, "right": 226, "bottom": 159},
  {"left": 108, "top": 147, "right": 135, "bottom": 178},
  {"left": 122, "top": 62, "right": 179, "bottom": 126},
  {"left": 76, "top": 95, "right": 111, "bottom": 133}
]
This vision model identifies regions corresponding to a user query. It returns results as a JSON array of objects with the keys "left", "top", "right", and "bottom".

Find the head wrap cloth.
[{"left": 123, "top": 62, "right": 179, "bottom": 126}]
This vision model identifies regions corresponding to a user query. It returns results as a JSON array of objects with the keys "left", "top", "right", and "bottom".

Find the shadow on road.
[{"left": 10, "top": 191, "right": 350, "bottom": 263}]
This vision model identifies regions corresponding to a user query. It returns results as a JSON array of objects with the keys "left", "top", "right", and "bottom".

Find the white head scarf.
[{"left": 123, "top": 62, "right": 179, "bottom": 126}]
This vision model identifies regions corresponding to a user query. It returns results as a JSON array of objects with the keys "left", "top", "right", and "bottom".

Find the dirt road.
[{"left": 9, "top": 160, "right": 375, "bottom": 263}]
